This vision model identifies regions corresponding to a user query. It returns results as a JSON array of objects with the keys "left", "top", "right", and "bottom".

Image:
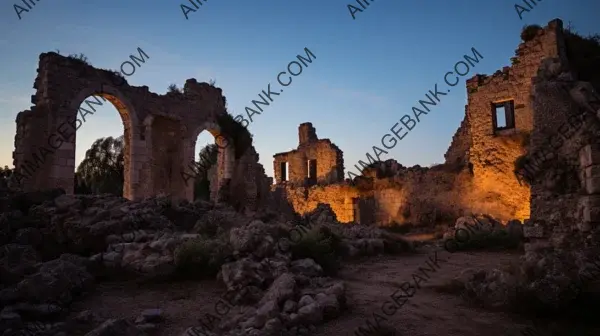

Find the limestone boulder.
[{"left": 90, "top": 231, "right": 204, "bottom": 278}]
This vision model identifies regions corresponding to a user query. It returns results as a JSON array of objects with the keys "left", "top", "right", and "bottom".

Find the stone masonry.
[
  {"left": 523, "top": 55, "right": 600, "bottom": 252},
  {"left": 444, "top": 106, "right": 472, "bottom": 166},
  {"left": 273, "top": 123, "right": 344, "bottom": 186},
  {"left": 273, "top": 19, "right": 584, "bottom": 226},
  {"left": 459, "top": 19, "right": 569, "bottom": 221},
  {"left": 11, "top": 52, "right": 268, "bottom": 205}
]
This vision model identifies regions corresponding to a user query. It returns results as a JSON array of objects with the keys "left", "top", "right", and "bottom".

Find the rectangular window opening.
[
  {"left": 280, "top": 161, "right": 288, "bottom": 182},
  {"left": 492, "top": 100, "right": 515, "bottom": 132},
  {"left": 307, "top": 159, "right": 317, "bottom": 179}
]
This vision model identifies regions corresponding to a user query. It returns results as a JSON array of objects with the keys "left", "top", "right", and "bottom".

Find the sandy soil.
[{"left": 71, "top": 246, "right": 546, "bottom": 336}]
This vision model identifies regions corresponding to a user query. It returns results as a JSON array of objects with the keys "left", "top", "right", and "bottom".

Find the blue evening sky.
[{"left": 0, "top": 0, "right": 597, "bottom": 178}]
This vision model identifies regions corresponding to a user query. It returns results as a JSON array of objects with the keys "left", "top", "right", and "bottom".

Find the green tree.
[
  {"left": 74, "top": 136, "right": 220, "bottom": 199},
  {"left": 193, "top": 144, "right": 219, "bottom": 201},
  {"left": 76, "top": 136, "right": 124, "bottom": 196}
]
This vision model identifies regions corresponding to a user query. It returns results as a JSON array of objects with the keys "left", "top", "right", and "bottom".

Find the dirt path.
[
  {"left": 73, "top": 247, "right": 536, "bottom": 336},
  {"left": 313, "top": 246, "right": 528, "bottom": 336}
]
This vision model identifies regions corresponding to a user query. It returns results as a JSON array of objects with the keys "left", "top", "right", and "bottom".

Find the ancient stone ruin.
[
  {"left": 3, "top": 16, "right": 600, "bottom": 336},
  {"left": 11, "top": 52, "right": 270, "bottom": 208},
  {"left": 273, "top": 122, "right": 344, "bottom": 186},
  {"left": 272, "top": 19, "right": 588, "bottom": 229}
]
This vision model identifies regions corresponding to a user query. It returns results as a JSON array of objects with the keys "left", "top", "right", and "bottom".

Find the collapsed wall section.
[
  {"left": 444, "top": 106, "right": 471, "bottom": 166},
  {"left": 273, "top": 160, "right": 522, "bottom": 225}
]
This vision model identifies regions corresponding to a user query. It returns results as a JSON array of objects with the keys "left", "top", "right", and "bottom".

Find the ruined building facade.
[
  {"left": 12, "top": 52, "right": 271, "bottom": 210},
  {"left": 273, "top": 123, "right": 344, "bottom": 186},
  {"left": 273, "top": 19, "right": 578, "bottom": 226}
]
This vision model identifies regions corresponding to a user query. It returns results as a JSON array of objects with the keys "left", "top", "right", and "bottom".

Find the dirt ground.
[{"left": 71, "top": 245, "right": 549, "bottom": 336}]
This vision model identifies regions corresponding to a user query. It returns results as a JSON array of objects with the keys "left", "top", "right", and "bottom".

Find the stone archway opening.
[
  {"left": 191, "top": 131, "right": 218, "bottom": 201},
  {"left": 180, "top": 122, "right": 235, "bottom": 202},
  {"left": 59, "top": 85, "right": 139, "bottom": 200},
  {"left": 73, "top": 94, "right": 127, "bottom": 196}
]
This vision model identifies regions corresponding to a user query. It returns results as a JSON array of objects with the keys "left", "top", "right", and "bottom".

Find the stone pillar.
[
  {"left": 298, "top": 122, "right": 318, "bottom": 145},
  {"left": 142, "top": 116, "right": 155, "bottom": 200},
  {"left": 128, "top": 122, "right": 147, "bottom": 201}
]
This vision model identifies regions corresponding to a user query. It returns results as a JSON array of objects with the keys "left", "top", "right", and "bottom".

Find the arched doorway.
[
  {"left": 182, "top": 121, "right": 235, "bottom": 202},
  {"left": 60, "top": 84, "right": 141, "bottom": 199}
]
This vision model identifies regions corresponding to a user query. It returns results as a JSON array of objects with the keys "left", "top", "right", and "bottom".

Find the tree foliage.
[
  {"left": 76, "top": 136, "right": 124, "bottom": 196},
  {"left": 193, "top": 143, "right": 219, "bottom": 200},
  {"left": 73, "top": 136, "right": 219, "bottom": 200}
]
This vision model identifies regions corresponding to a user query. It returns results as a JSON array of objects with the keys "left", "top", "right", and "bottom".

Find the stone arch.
[
  {"left": 13, "top": 52, "right": 253, "bottom": 203},
  {"left": 62, "top": 84, "right": 141, "bottom": 199},
  {"left": 182, "top": 121, "right": 235, "bottom": 202}
]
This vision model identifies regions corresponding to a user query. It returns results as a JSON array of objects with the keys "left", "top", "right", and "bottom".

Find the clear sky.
[{"left": 0, "top": 0, "right": 597, "bottom": 179}]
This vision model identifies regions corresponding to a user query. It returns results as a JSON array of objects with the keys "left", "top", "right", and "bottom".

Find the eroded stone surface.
[{"left": 10, "top": 52, "right": 271, "bottom": 210}]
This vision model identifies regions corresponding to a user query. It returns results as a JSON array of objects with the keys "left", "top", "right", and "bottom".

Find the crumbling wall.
[
  {"left": 465, "top": 19, "right": 567, "bottom": 221},
  {"left": 273, "top": 123, "right": 344, "bottom": 185},
  {"left": 522, "top": 58, "right": 600, "bottom": 251},
  {"left": 13, "top": 107, "right": 53, "bottom": 191},
  {"left": 360, "top": 162, "right": 525, "bottom": 224},
  {"left": 228, "top": 145, "right": 273, "bottom": 214},
  {"left": 444, "top": 106, "right": 471, "bottom": 165},
  {"left": 274, "top": 159, "right": 525, "bottom": 225},
  {"left": 273, "top": 183, "right": 359, "bottom": 223},
  {"left": 11, "top": 51, "right": 261, "bottom": 204}
]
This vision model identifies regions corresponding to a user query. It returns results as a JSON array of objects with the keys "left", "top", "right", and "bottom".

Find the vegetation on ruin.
[
  {"left": 289, "top": 226, "right": 342, "bottom": 275},
  {"left": 67, "top": 52, "right": 91, "bottom": 66},
  {"left": 216, "top": 110, "right": 253, "bottom": 159},
  {"left": 513, "top": 155, "right": 531, "bottom": 184},
  {"left": 521, "top": 22, "right": 600, "bottom": 88},
  {"left": 174, "top": 236, "right": 233, "bottom": 279},
  {"left": 564, "top": 25, "right": 600, "bottom": 90},
  {"left": 167, "top": 83, "right": 184, "bottom": 95},
  {"left": 521, "top": 24, "right": 542, "bottom": 42}
]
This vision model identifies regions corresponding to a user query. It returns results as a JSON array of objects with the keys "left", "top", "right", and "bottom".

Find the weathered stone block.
[
  {"left": 579, "top": 195, "right": 600, "bottom": 223},
  {"left": 583, "top": 167, "right": 600, "bottom": 194},
  {"left": 523, "top": 225, "right": 544, "bottom": 238},
  {"left": 579, "top": 144, "right": 600, "bottom": 168}
]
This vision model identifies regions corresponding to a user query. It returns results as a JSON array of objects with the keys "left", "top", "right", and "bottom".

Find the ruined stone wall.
[
  {"left": 13, "top": 108, "right": 53, "bottom": 191},
  {"left": 11, "top": 51, "right": 251, "bottom": 203},
  {"left": 273, "top": 123, "right": 344, "bottom": 185},
  {"left": 444, "top": 106, "right": 471, "bottom": 165},
  {"left": 465, "top": 19, "right": 566, "bottom": 221},
  {"left": 524, "top": 58, "right": 600, "bottom": 251},
  {"left": 270, "top": 19, "right": 598, "bottom": 227},
  {"left": 274, "top": 183, "right": 359, "bottom": 223},
  {"left": 228, "top": 145, "right": 273, "bottom": 214},
  {"left": 274, "top": 160, "right": 525, "bottom": 225}
]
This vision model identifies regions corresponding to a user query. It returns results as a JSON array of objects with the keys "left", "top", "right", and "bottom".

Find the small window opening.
[
  {"left": 280, "top": 161, "right": 288, "bottom": 182},
  {"left": 307, "top": 159, "right": 317, "bottom": 178},
  {"left": 492, "top": 100, "right": 515, "bottom": 132}
]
